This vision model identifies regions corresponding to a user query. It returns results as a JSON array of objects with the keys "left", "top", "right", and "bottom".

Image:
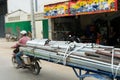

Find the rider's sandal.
[{"left": 16, "top": 65, "right": 22, "bottom": 69}]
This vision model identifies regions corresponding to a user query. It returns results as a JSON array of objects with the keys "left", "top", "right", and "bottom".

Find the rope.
[
  {"left": 114, "top": 63, "right": 120, "bottom": 79},
  {"left": 54, "top": 43, "right": 74, "bottom": 64},
  {"left": 111, "top": 48, "right": 114, "bottom": 75},
  {"left": 63, "top": 43, "right": 87, "bottom": 65},
  {"left": 63, "top": 43, "right": 74, "bottom": 65}
]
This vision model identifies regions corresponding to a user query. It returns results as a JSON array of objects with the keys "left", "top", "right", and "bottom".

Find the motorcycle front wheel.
[
  {"left": 31, "top": 61, "right": 41, "bottom": 75},
  {"left": 11, "top": 56, "right": 18, "bottom": 68}
]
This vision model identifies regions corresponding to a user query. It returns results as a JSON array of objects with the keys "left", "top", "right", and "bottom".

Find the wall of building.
[
  {"left": 43, "top": 0, "right": 69, "bottom": 5},
  {"left": 5, "top": 10, "right": 31, "bottom": 39},
  {"left": 0, "top": 0, "right": 7, "bottom": 37},
  {"left": 5, "top": 21, "right": 31, "bottom": 36},
  {"left": 5, "top": 10, "right": 29, "bottom": 23},
  {"left": 5, "top": 10, "right": 49, "bottom": 39},
  {"left": 0, "top": 15, "right": 5, "bottom": 37},
  {"left": 35, "top": 21, "right": 43, "bottom": 39}
]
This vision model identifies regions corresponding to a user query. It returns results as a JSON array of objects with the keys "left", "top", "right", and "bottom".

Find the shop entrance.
[
  {"left": 51, "top": 12, "right": 120, "bottom": 47},
  {"left": 52, "top": 16, "right": 82, "bottom": 41}
]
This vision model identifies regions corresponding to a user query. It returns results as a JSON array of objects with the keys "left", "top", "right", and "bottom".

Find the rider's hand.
[{"left": 11, "top": 46, "right": 16, "bottom": 48}]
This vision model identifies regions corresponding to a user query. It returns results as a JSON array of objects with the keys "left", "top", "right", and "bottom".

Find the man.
[
  {"left": 12, "top": 30, "right": 30, "bottom": 68},
  {"left": 85, "top": 25, "right": 101, "bottom": 43}
]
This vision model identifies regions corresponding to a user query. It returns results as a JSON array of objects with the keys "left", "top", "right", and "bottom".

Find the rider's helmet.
[{"left": 20, "top": 30, "right": 27, "bottom": 35}]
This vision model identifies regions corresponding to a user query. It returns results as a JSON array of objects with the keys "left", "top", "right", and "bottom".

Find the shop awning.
[{"left": 44, "top": 0, "right": 118, "bottom": 18}]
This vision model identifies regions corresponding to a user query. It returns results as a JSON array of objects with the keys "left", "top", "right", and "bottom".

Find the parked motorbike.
[
  {"left": 11, "top": 47, "right": 41, "bottom": 75},
  {"left": 5, "top": 33, "right": 18, "bottom": 42},
  {"left": 67, "top": 35, "right": 81, "bottom": 43}
]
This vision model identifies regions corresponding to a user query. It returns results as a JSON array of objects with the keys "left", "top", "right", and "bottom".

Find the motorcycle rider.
[{"left": 11, "top": 30, "right": 30, "bottom": 68}]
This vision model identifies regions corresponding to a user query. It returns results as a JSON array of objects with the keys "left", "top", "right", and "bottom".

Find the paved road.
[{"left": 0, "top": 38, "right": 98, "bottom": 80}]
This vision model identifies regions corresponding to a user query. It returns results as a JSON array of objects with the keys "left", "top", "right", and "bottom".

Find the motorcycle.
[
  {"left": 67, "top": 35, "right": 81, "bottom": 43},
  {"left": 5, "top": 33, "right": 18, "bottom": 42},
  {"left": 11, "top": 47, "right": 41, "bottom": 75}
]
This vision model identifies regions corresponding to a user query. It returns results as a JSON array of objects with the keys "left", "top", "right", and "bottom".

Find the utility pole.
[
  {"left": 35, "top": 0, "right": 38, "bottom": 12},
  {"left": 30, "top": 0, "right": 36, "bottom": 39}
]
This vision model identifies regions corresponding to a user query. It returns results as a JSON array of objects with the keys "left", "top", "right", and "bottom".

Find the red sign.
[
  {"left": 44, "top": 2, "right": 69, "bottom": 18},
  {"left": 69, "top": 0, "right": 118, "bottom": 15},
  {"left": 44, "top": 0, "right": 118, "bottom": 18}
]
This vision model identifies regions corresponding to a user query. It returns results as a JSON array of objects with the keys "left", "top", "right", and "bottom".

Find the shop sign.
[
  {"left": 70, "top": 0, "right": 118, "bottom": 15},
  {"left": 44, "top": 2, "right": 69, "bottom": 18},
  {"left": 44, "top": 0, "right": 118, "bottom": 18}
]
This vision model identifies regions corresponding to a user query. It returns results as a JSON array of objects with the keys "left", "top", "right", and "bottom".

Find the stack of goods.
[{"left": 20, "top": 39, "right": 120, "bottom": 76}]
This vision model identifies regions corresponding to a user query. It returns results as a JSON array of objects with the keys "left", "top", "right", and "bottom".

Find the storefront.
[{"left": 44, "top": 0, "right": 120, "bottom": 47}]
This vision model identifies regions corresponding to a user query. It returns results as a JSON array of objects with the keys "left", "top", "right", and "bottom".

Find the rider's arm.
[
  {"left": 11, "top": 38, "right": 23, "bottom": 48},
  {"left": 11, "top": 42, "right": 19, "bottom": 48}
]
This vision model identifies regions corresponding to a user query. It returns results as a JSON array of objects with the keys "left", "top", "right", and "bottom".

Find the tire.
[
  {"left": 31, "top": 61, "right": 41, "bottom": 75},
  {"left": 11, "top": 56, "right": 18, "bottom": 68}
]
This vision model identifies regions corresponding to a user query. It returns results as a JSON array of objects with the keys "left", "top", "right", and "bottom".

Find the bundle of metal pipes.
[{"left": 20, "top": 39, "right": 120, "bottom": 77}]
